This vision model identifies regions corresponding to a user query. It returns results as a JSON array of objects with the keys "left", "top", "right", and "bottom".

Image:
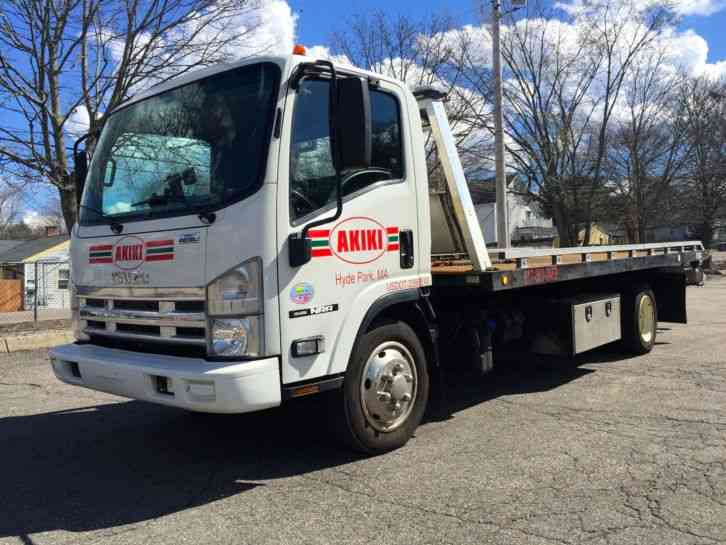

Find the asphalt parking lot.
[{"left": 2, "top": 278, "right": 725, "bottom": 545}]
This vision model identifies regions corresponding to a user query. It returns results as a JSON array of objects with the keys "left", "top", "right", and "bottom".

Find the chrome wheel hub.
[
  {"left": 638, "top": 295, "right": 655, "bottom": 344},
  {"left": 360, "top": 341, "right": 417, "bottom": 432}
]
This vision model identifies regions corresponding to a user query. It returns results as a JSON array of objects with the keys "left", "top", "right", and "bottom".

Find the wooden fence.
[{"left": 0, "top": 280, "right": 23, "bottom": 312}]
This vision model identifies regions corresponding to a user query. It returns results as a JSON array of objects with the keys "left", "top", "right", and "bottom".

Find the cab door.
[{"left": 276, "top": 74, "right": 425, "bottom": 385}]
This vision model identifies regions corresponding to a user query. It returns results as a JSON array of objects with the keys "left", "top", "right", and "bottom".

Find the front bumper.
[{"left": 49, "top": 343, "right": 281, "bottom": 414}]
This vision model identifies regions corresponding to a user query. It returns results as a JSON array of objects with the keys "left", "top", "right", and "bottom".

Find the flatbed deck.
[{"left": 431, "top": 241, "right": 704, "bottom": 292}]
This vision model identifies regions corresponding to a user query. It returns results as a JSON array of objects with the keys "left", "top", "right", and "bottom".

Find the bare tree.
[
  {"left": 678, "top": 77, "right": 726, "bottom": 247},
  {"left": 454, "top": 1, "right": 676, "bottom": 245},
  {"left": 0, "top": 183, "right": 22, "bottom": 237},
  {"left": 499, "top": 6, "right": 603, "bottom": 245},
  {"left": 0, "top": 0, "right": 268, "bottom": 231},
  {"left": 602, "top": 54, "right": 690, "bottom": 243},
  {"left": 575, "top": 1, "right": 677, "bottom": 244}
]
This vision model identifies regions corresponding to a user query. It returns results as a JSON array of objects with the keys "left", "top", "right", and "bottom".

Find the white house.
[
  {"left": 469, "top": 181, "right": 554, "bottom": 246},
  {"left": 0, "top": 234, "right": 72, "bottom": 310}
]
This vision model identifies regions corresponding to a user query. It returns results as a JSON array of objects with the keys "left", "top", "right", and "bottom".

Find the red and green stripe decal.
[
  {"left": 386, "top": 227, "right": 400, "bottom": 251},
  {"left": 89, "top": 239, "right": 175, "bottom": 264},
  {"left": 309, "top": 229, "right": 332, "bottom": 258},
  {"left": 144, "top": 239, "right": 174, "bottom": 262},
  {"left": 89, "top": 244, "right": 113, "bottom": 264}
]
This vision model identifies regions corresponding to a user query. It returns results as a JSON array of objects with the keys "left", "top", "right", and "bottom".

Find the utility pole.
[
  {"left": 491, "top": 0, "right": 510, "bottom": 250},
  {"left": 33, "top": 262, "right": 38, "bottom": 322}
]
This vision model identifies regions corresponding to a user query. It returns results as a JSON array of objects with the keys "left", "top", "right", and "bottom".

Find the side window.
[
  {"left": 290, "top": 79, "right": 404, "bottom": 221},
  {"left": 58, "top": 269, "right": 70, "bottom": 290}
]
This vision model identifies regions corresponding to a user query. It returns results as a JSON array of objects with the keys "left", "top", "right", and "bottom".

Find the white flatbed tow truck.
[{"left": 50, "top": 50, "right": 704, "bottom": 453}]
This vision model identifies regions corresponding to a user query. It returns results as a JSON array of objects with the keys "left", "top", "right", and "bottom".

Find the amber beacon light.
[{"left": 292, "top": 44, "right": 307, "bottom": 55}]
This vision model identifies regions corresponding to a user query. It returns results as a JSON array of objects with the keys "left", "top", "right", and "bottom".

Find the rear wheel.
[
  {"left": 622, "top": 287, "right": 657, "bottom": 355},
  {"left": 336, "top": 321, "right": 429, "bottom": 454}
]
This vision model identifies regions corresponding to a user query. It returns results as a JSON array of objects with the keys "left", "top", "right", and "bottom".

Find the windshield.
[{"left": 80, "top": 62, "right": 280, "bottom": 225}]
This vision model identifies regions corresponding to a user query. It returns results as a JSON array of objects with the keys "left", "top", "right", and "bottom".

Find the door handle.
[{"left": 399, "top": 229, "right": 414, "bottom": 269}]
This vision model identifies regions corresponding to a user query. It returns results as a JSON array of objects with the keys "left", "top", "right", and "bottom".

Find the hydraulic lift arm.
[{"left": 417, "top": 92, "right": 492, "bottom": 272}]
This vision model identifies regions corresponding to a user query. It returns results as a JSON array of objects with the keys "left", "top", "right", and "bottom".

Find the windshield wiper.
[
  {"left": 131, "top": 193, "right": 186, "bottom": 208},
  {"left": 80, "top": 204, "right": 124, "bottom": 234},
  {"left": 132, "top": 169, "right": 195, "bottom": 208}
]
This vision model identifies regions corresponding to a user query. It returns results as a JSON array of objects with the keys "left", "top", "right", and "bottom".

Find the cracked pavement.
[{"left": 1, "top": 278, "right": 725, "bottom": 545}]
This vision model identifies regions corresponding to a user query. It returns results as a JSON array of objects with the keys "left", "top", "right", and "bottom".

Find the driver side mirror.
[
  {"left": 332, "top": 77, "right": 372, "bottom": 172},
  {"left": 73, "top": 150, "right": 88, "bottom": 204},
  {"left": 288, "top": 75, "right": 374, "bottom": 268}
]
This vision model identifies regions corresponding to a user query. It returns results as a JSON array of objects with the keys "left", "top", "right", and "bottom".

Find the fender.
[
  {"left": 358, "top": 289, "right": 419, "bottom": 333},
  {"left": 355, "top": 288, "right": 439, "bottom": 368}
]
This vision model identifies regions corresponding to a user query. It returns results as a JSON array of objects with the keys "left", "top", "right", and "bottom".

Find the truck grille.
[{"left": 77, "top": 286, "right": 207, "bottom": 347}]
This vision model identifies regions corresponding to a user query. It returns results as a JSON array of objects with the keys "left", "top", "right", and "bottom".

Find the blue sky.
[
  {"left": 11, "top": 0, "right": 726, "bottom": 223},
  {"left": 682, "top": 12, "right": 726, "bottom": 61},
  {"left": 290, "top": 0, "right": 726, "bottom": 63}
]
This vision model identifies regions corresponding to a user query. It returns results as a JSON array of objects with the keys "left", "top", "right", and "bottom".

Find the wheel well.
[{"left": 366, "top": 302, "right": 438, "bottom": 372}]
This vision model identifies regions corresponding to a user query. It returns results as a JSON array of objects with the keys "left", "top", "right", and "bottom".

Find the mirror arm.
[
  {"left": 301, "top": 60, "right": 342, "bottom": 240},
  {"left": 71, "top": 127, "right": 101, "bottom": 207},
  {"left": 72, "top": 132, "right": 90, "bottom": 161},
  {"left": 71, "top": 127, "right": 101, "bottom": 166},
  {"left": 290, "top": 60, "right": 344, "bottom": 267}
]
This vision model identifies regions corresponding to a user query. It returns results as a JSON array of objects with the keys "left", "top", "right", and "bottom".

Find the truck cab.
[{"left": 51, "top": 53, "right": 434, "bottom": 450}]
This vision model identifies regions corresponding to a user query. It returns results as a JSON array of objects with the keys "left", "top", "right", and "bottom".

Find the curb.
[{"left": 1, "top": 330, "right": 74, "bottom": 353}]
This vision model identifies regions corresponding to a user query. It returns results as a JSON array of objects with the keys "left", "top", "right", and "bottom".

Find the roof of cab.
[
  {"left": 109, "top": 54, "right": 408, "bottom": 116},
  {"left": 111, "top": 55, "right": 290, "bottom": 114}
]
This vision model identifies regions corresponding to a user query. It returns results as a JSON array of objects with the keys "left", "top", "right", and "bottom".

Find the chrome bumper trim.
[{"left": 77, "top": 286, "right": 205, "bottom": 301}]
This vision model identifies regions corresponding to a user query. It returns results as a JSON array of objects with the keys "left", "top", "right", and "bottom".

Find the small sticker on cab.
[{"left": 290, "top": 282, "right": 315, "bottom": 305}]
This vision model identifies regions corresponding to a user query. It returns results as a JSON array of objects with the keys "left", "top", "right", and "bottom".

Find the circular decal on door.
[
  {"left": 290, "top": 282, "right": 315, "bottom": 305},
  {"left": 113, "top": 236, "right": 145, "bottom": 271}
]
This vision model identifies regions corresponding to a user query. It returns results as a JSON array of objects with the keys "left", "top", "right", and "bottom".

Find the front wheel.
[{"left": 336, "top": 321, "right": 429, "bottom": 454}]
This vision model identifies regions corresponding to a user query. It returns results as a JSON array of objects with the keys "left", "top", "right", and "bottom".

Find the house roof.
[
  {"left": 0, "top": 235, "right": 70, "bottom": 263},
  {"left": 0, "top": 240, "right": 25, "bottom": 255}
]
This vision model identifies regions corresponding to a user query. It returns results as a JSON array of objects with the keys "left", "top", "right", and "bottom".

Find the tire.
[
  {"left": 622, "top": 286, "right": 657, "bottom": 355},
  {"left": 335, "top": 321, "right": 429, "bottom": 454}
]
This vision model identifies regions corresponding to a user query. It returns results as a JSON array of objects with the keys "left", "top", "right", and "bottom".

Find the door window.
[
  {"left": 289, "top": 79, "right": 404, "bottom": 221},
  {"left": 58, "top": 269, "right": 70, "bottom": 290}
]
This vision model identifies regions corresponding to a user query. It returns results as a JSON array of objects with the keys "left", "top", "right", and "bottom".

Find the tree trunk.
[
  {"left": 637, "top": 222, "right": 646, "bottom": 244},
  {"left": 624, "top": 221, "right": 638, "bottom": 244},
  {"left": 699, "top": 220, "right": 714, "bottom": 248},
  {"left": 552, "top": 203, "right": 575, "bottom": 247},
  {"left": 59, "top": 183, "right": 78, "bottom": 234}
]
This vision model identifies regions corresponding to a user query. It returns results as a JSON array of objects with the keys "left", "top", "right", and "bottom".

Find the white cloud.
[
  {"left": 95, "top": 0, "right": 298, "bottom": 97},
  {"left": 170, "top": 0, "right": 298, "bottom": 61},
  {"left": 702, "top": 59, "right": 726, "bottom": 79},
  {"left": 303, "top": 45, "right": 352, "bottom": 65},
  {"left": 219, "top": 0, "right": 298, "bottom": 58},
  {"left": 659, "top": 28, "right": 726, "bottom": 79},
  {"left": 115, "top": 0, "right": 299, "bottom": 62},
  {"left": 65, "top": 106, "right": 90, "bottom": 139},
  {"left": 673, "top": 0, "right": 726, "bottom": 15},
  {"left": 556, "top": 0, "right": 726, "bottom": 17}
]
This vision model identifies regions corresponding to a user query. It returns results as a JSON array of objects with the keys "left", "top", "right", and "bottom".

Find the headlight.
[
  {"left": 70, "top": 282, "right": 89, "bottom": 342},
  {"left": 206, "top": 258, "right": 264, "bottom": 358},
  {"left": 207, "top": 258, "right": 262, "bottom": 316},
  {"left": 210, "top": 317, "right": 263, "bottom": 357}
]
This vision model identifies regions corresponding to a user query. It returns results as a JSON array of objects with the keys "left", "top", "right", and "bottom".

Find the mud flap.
[{"left": 651, "top": 270, "right": 687, "bottom": 324}]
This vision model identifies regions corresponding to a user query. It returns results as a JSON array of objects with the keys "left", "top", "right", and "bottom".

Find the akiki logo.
[
  {"left": 89, "top": 237, "right": 175, "bottom": 270},
  {"left": 309, "top": 217, "right": 399, "bottom": 264}
]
